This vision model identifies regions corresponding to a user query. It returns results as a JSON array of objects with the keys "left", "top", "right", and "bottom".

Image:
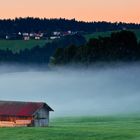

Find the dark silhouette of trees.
[{"left": 52, "top": 30, "right": 140, "bottom": 65}]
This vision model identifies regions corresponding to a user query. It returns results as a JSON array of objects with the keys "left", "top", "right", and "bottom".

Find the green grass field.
[
  {"left": 133, "top": 29, "right": 140, "bottom": 41},
  {"left": 85, "top": 29, "right": 140, "bottom": 42},
  {"left": 0, "top": 116, "right": 140, "bottom": 140},
  {"left": 85, "top": 31, "right": 112, "bottom": 41},
  {"left": 0, "top": 40, "right": 49, "bottom": 53}
]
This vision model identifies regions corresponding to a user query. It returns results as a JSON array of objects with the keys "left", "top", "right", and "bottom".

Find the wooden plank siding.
[
  {"left": 0, "top": 101, "right": 53, "bottom": 127},
  {"left": 0, "top": 116, "right": 33, "bottom": 127}
]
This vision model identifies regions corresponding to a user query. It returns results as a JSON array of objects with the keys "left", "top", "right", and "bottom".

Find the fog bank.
[{"left": 0, "top": 64, "right": 140, "bottom": 117}]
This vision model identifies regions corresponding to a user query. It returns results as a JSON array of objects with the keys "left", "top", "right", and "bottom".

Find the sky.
[{"left": 0, "top": 0, "right": 139, "bottom": 23}]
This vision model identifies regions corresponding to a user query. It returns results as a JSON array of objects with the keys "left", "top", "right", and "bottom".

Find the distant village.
[{"left": 3, "top": 31, "right": 77, "bottom": 41}]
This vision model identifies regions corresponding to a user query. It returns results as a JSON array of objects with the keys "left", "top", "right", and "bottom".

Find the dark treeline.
[
  {"left": 0, "top": 17, "right": 140, "bottom": 34},
  {"left": 0, "top": 34, "right": 86, "bottom": 64},
  {"left": 51, "top": 31, "right": 140, "bottom": 65}
]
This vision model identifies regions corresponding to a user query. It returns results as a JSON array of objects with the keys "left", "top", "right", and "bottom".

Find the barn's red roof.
[{"left": 0, "top": 101, "right": 53, "bottom": 117}]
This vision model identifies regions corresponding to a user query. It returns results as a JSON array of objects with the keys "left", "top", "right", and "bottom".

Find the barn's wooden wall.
[
  {"left": 0, "top": 107, "right": 50, "bottom": 127},
  {"left": 0, "top": 116, "right": 32, "bottom": 121},
  {"left": 0, "top": 116, "right": 33, "bottom": 127},
  {"left": 33, "top": 107, "right": 50, "bottom": 127}
]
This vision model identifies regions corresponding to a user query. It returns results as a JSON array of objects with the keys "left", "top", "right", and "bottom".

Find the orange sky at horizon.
[{"left": 0, "top": 0, "right": 139, "bottom": 23}]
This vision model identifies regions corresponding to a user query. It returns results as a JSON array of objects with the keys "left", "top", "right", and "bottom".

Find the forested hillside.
[
  {"left": 0, "top": 17, "right": 139, "bottom": 34},
  {"left": 0, "top": 30, "right": 139, "bottom": 65}
]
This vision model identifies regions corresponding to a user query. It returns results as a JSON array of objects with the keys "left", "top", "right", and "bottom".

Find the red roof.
[{"left": 0, "top": 101, "right": 53, "bottom": 117}]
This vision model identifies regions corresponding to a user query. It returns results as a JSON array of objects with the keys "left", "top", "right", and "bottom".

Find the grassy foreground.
[{"left": 0, "top": 116, "right": 140, "bottom": 140}]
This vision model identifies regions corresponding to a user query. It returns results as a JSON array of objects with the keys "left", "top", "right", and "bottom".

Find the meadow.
[
  {"left": 0, "top": 40, "right": 49, "bottom": 53},
  {"left": 0, "top": 116, "right": 140, "bottom": 140},
  {"left": 85, "top": 29, "right": 140, "bottom": 41}
]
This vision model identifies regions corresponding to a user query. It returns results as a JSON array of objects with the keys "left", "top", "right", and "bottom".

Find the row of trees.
[
  {"left": 0, "top": 17, "right": 139, "bottom": 34},
  {"left": 51, "top": 31, "right": 140, "bottom": 65}
]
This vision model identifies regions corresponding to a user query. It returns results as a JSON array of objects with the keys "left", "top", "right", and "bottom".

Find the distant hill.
[
  {"left": 0, "top": 17, "right": 139, "bottom": 34},
  {"left": 1, "top": 29, "right": 139, "bottom": 53}
]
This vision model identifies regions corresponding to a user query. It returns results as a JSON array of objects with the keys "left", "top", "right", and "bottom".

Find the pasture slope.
[
  {"left": 0, "top": 116, "right": 140, "bottom": 140},
  {"left": 0, "top": 29, "right": 139, "bottom": 53},
  {"left": 85, "top": 29, "right": 140, "bottom": 41},
  {"left": 0, "top": 40, "right": 48, "bottom": 53}
]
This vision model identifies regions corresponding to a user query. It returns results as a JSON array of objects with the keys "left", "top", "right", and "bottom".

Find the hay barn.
[{"left": 0, "top": 101, "right": 53, "bottom": 127}]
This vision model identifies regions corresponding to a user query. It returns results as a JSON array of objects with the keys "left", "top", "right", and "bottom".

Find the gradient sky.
[{"left": 0, "top": 0, "right": 139, "bottom": 23}]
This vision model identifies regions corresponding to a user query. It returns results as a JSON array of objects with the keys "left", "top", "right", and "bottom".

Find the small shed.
[{"left": 0, "top": 101, "right": 53, "bottom": 127}]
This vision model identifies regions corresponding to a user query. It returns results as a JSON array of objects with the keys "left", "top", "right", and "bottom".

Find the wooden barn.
[{"left": 0, "top": 101, "right": 53, "bottom": 127}]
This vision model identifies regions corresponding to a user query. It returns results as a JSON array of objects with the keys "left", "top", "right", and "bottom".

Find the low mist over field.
[{"left": 0, "top": 63, "right": 140, "bottom": 117}]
